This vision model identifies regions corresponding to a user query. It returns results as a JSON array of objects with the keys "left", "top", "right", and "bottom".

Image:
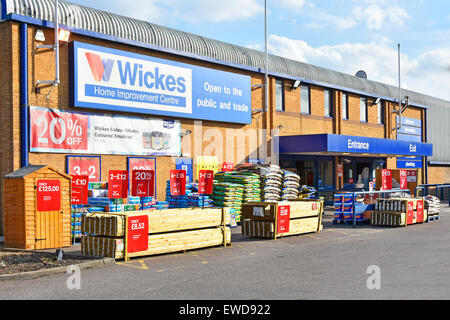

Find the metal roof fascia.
[{"left": 4, "top": 13, "right": 429, "bottom": 110}]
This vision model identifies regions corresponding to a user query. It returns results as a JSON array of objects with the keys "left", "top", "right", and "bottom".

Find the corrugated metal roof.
[
  {"left": 2, "top": 0, "right": 448, "bottom": 107},
  {"left": 2, "top": 0, "right": 450, "bottom": 162}
]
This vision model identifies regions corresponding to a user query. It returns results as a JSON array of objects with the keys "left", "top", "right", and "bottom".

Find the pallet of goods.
[
  {"left": 333, "top": 193, "right": 373, "bottom": 225},
  {"left": 424, "top": 195, "right": 440, "bottom": 222},
  {"left": 240, "top": 199, "right": 323, "bottom": 239},
  {"left": 371, "top": 198, "right": 427, "bottom": 227},
  {"left": 81, "top": 207, "right": 231, "bottom": 260}
]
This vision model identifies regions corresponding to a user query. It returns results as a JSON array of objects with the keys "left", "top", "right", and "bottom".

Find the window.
[
  {"left": 324, "top": 89, "right": 333, "bottom": 117},
  {"left": 360, "top": 97, "right": 367, "bottom": 122},
  {"left": 377, "top": 101, "right": 384, "bottom": 124},
  {"left": 300, "top": 84, "right": 310, "bottom": 114},
  {"left": 342, "top": 93, "right": 349, "bottom": 120},
  {"left": 275, "top": 79, "right": 284, "bottom": 111}
]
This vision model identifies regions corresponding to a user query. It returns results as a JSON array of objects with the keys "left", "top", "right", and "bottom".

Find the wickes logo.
[
  {"left": 85, "top": 52, "right": 187, "bottom": 94},
  {"left": 85, "top": 52, "right": 114, "bottom": 82}
]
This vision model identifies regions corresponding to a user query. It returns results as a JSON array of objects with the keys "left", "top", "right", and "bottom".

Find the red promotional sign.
[
  {"left": 127, "top": 215, "right": 148, "bottom": 253},
  {"left": 337, "top": 164, "right": 343, "bottom": 178},
  {"left": 416, "top": 200, "right": 424, "bottom": 223},
  {"left": 277, "top": 205, "right": 291, "bottom": 234},
  {"left": 399, "top": 170, "right": 407, "bottom": 190},
  {"left": 71, "top": 175, "right": 89, "bottom": 205},
  {"left": 170, "top": 170, "right": 186, "bottom": 196},
  {"left": 36, "top": 180, "right": 61, "bottom": 212},
  {"left": 406, "top": 170, "right": 417, "bottom": 183},
  {"left": 128, "top": 157, "right": 156, "bottom": 197},
  {"left": 131, "top": 170, "right": 155, "bottom": 197},
  {"left": 108, "top": 170, "right": 128, "bottom": 199},
  {"left": 30, "top": 107, "right": 88, "bottom": 152},
  {"left": 381, "top": 169, "right": 392, "bottom": 190},
  {"left": 198, "top": 170, "right": 214, "bottom": 195},
  {"left": 222, "top": 162, "right": 234, "bottom": 172},
  {"left": 406, "top": 201, "right": 414, "bottom": 225},
  {"left": 67, "top": 156, "right": 101, "bottom": 182}
]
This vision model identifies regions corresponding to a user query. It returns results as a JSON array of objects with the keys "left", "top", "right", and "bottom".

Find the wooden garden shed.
[{"left": 3, "top": 165, "right": 72, "bottom": 249}]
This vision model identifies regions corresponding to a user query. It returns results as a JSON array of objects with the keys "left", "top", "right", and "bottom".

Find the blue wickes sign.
[
  {"left": 279, "top": 134, "right": 433, "bottom": 157},
  {"left": 71, "top": 42, "right": 251, "bottom": 124}
]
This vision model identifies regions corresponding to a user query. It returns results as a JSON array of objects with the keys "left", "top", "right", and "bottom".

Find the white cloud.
[
  {"left": 353, "top": 5, "right": 410, "bottom": 30},
  {"left": 265, "top": 35, "right": 450, "bottom": 101},
  {"left": 311, "top": 12, "right": 358, "bottom": 30},
  {"left": 275, "top": 0, "right": 306, "bottom": 11}
]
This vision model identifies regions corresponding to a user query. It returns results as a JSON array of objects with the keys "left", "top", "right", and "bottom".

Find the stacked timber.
[
  {"left": 371, "top": 198, "right": 427, "bottom": 227},
  {"left": 81, "top": 207, "right": 231, "bottom": 259},
  {"left": 240, "top": 199, "right": 323, "bottom": 239}
]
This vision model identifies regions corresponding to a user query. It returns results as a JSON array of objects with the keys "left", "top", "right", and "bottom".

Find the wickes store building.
[{"left": 0, "top": 0, "right": 448, "bottom": 233}]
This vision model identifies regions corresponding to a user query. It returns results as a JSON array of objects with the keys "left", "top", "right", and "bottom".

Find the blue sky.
[{"left": 69, "top": 0, "right": 450, "bottom": 101}]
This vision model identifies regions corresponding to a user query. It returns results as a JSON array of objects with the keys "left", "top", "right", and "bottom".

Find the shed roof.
[
  {"left": 1, "top": 0, "right": 449, "bottom": 109},
  {"left": 4, "top": 164, "right": 71, "bottom": 179}
]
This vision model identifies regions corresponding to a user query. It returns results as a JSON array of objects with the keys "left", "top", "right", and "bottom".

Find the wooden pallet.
[{"left": 332, "top": 219, "right": 370, "bottom": 226}]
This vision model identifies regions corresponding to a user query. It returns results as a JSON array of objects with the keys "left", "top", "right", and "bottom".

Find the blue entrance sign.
[
  {"left": 279, "top": 134, "right": 433, "bottom": 157},
  {"left": 71, "top": 41, "right": 251, "bottom": 124}
]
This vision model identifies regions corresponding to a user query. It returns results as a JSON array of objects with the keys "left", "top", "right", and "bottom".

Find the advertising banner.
[
  {"left": 36, "top": 180, "right": 61, "bottom": 212},
  {"left": 198, "top": 170, "right": 214, "bottom": 195},
  {"left": 131, "top": 170, "right": 155, "bottom": 198},
  {"left": 108, "top": 170, "right": 129, "bottom": 199},
  {"left": 127, "top": 157, "right": 156, "bottom": 196},
  {"left": 30, "top": 106, "right": 181, "bottom": 156},
  {"left": 72, "top": 41, "right": 251, "bottom": 124},
  {"left": 399, "top": 170, "right": 407, "bottom": 190},
  {"left": 222, "top": 162, "right": 234, "bottom": 172},
  {"left": 196, "top": 156, "right": 218, "bottom": 179},
  {"left": 71, "top": 175, "right": 89, "bottom": 205},
  {"left": 277, "top": 205, "right": 290, "bottom": 234},
  {"left": 381, "top": 169, "right": 392, "bottom": 190},
  {"left": 170, "top": 170, "right": 186, "bottom": 196},
  {"left": 67, "top": 156, "right": 101, "bottom": 181},
  {"left": 127, "top": 216, "right": 149, "bottom": 253}
]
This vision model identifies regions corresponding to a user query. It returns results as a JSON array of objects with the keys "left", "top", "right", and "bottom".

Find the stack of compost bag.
[
  {"left": 281, "top": 171, "right": 301, "bottom": 200},
  {"left": 212, "top": 179, "right": 244, "bottom": 222},
  {"left": 259, "top": 165, "right": 284, "bottom": 202}
]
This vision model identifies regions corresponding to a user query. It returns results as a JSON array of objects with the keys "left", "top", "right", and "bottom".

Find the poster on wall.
[
  {"left": 176, "top": 158, "right": 193, "bottom": 184},
  {"left": 67, "top": 155, "right": 101, "bottom": 182},
  {"left": 196, "top": 156, "right": 218, "bottom": 179},
  {"left": 127, "top": 157, "right": 156, "bottom": 197},
  {"left": 72, "top": 41, "right": 251, "bottom": 124},
  {"left": 30, "top": 106, "right": 181, "bottom": 156}
]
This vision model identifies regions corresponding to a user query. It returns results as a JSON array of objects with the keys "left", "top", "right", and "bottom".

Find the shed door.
[{"left": 35, "top": 179, "right": 64, "bottom": 249}]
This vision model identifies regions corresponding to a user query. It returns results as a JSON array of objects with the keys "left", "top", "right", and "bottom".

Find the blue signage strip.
[
  {"left": 71, "top": 41, "right": 251, "bottom": 124},
  {"left": 396, "top": 133, "right": 422, "bottom": 142},
  {"left": 279, "top": 134, "right": 433, "bottom": 157},
  {"left": 396, "top": 116, "right": 422, "bottom": 128},
  {"left": 397, "top": 159, "right": 423, "bottom": 169},
  {"left": 397, "top": 125, "right": 421, "bottom": 136}
]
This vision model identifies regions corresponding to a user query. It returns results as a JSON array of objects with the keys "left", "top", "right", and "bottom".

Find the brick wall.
[{"left": 0, "top": 20, "right": 447, "bottom": 234}]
